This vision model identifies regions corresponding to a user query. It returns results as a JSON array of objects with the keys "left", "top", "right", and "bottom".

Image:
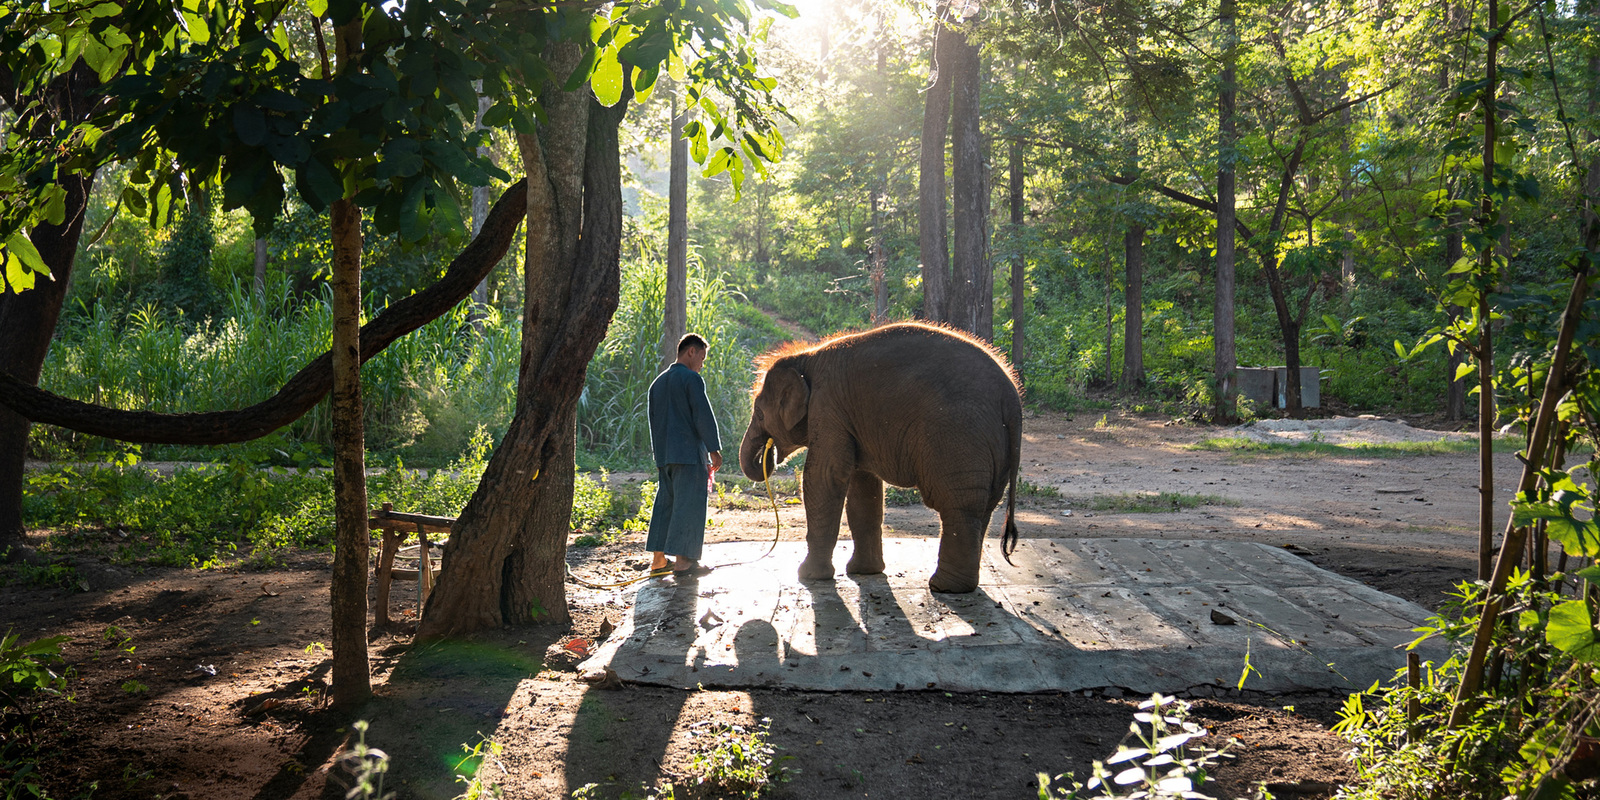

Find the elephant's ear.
[{"left": 771, "top": 367, "right": 810, "bottom": 431}]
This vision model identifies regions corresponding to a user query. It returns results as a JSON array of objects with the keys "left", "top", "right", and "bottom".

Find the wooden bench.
[{"left": 369, "top": 502, "right": 456, "bottom": 627}]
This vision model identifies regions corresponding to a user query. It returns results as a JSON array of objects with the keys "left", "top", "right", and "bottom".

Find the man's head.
[{"left": 677, "top": 333, "right": 709, "bottom": 371}]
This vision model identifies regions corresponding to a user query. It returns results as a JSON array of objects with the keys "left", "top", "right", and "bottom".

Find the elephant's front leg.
[
  {"left": 798, "top": 465, "right": 849, "bottom": 580},
  {"left": 844, "top": 471, "right": 885, "bottom": 575}
]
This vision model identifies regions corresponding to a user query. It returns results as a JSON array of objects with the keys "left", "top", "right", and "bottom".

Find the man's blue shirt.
[{"left": 648, "top": 363, "right": 722, "bottom": 468}]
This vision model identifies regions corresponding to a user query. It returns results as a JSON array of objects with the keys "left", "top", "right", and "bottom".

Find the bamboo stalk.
[{"left": 1449, "top": 264, "right": 1592, "bottom": 725}]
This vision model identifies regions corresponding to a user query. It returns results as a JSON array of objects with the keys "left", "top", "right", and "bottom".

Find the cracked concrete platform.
[{"left": 578, "top": 538, "right": 1446, "bottom": 694}]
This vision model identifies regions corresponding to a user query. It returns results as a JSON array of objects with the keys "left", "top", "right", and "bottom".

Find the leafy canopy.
[{"left": 0, "top": 0, "right": 791, "bottom": 293}]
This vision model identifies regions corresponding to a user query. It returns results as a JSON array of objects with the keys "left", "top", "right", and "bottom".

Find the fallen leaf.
[
  {"left": 1210, "top": 609, "right": 1237, "bottom": 626},
  {"left": 260, "top": 582, "right": 280, "bottom": 597}
]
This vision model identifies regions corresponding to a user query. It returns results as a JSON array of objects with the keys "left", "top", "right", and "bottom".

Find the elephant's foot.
[
  {"left": 797, "top": 555, "right": 836, "bottom": 581},
  {"left": 845, "top": 553, "right": 885, "bottom": 575},
  {"left": 928, "top": 568, "right": 979, "bottom": 593}
]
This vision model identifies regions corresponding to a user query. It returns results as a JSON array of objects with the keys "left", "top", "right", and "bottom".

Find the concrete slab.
[{"left": 578, "top": 537, "right": 1446, "bottom": 694}]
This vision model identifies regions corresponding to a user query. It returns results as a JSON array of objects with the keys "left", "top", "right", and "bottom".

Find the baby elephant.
[{"left": 738, "top": 322, "right": 1022, "bottom": 593}]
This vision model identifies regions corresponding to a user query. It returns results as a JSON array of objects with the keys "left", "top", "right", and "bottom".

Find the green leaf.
[
  {"left": 4, "top": 233, "right": 47, "bottom": 280},
  {"left": 1454, "top": 362, "right": 1476, "bottom": 381},
  {"left": 1547, "top": 600, "right": 1600, "bottom": 663},
  {"left": 4, "top": 251, "right": 36, "bottom": 293},
  {"left": 591, "top": 50, "right": 624, "bottom": 107},
  {"left": 233, "top": 104, "right": 267, "bottom": 147}
]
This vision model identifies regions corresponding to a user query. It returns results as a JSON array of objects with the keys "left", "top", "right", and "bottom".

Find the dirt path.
[{"left": 4, "top": 409, "right": 1517, "bottom": 799}]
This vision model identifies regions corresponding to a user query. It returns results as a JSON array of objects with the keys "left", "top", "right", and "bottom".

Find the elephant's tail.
[{"left": 1001, "top": 420, "right": 1021, "bottom": 565}]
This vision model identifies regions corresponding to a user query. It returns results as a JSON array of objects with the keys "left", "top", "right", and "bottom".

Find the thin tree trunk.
[
  {"left": 919, "top": 8, "right": 954, "bottom": 323},
  {"left": 948, "top": 21, "right": 983, "bottom": 335},
  {"left": 1121, "top": 224, "right": 1146, "bottom": 389},
  {"left": 660, "top": 91, "right": 690, "bottom": 370},
  {"left": 328, "top": 20, "right": 370, "bottom": 709},
  {"left": 1214, "top": 0, "right": 1238, "bottom": 422},
  {"left": 1104, "top": 257, "right": 1114, "bottom": 385},
  {"left": 328, "top": 197, "right": 370, "bottom": 708},
  {"left": 253, "top": 238, "right": 268, "bottom": 296},
  {"left": 1009, "top": 138, "right": 1026, "bottom": 386},
  {"left": 472, "top": 88, "right": 494, "bottom": 307},
  {"left": 1340, "top": 104, "right": 1355, "bottom": 284},
  {"left": 1476, "top": 0, "right": 1500, "bottom": 581},
  {"left": 1443, "top": 3, "right": 1470, "bottom": 421},
  {"left": 871, "top": 183, "right": 888, "bottom": 325}
]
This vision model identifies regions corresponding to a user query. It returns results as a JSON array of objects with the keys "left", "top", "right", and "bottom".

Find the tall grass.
[
  {"left": 578, "top": 254, "right": 769, "bottom": 466},
  {"left": 39, "top": 256, "right": 781, "bottom": 468},
  {"left": 39, "top": 277, "right": 521, "bottom": 463}
]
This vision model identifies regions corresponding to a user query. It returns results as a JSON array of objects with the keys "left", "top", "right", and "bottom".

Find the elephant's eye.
[{"left": 755, "top": 409, "right": 764, "bottom": 422}]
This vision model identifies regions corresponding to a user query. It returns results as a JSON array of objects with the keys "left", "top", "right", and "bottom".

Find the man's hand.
[{"left": 709, "top": 451, "right": 722, "bottom": 473}]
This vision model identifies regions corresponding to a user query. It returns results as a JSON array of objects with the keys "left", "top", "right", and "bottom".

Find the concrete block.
[{"left": 1237, "top": 367, "right": 1276, "bottom": 409}]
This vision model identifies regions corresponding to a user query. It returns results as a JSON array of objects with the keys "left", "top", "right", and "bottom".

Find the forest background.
[{"left": 12, "top": 0, "right": 1594, "bottom": 552}]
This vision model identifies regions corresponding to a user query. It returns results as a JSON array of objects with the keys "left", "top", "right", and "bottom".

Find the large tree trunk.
[
  {"left": 948, "top": 21, "right": 983, "bottom": 336},
  {"left": 420, "top": 60, "right": 630, "bottom": 639},
  {"left": 660, "top": 92, "right": 689, "bottom": 370},
  {"left": 1213, "top": 0, "right": 1238, "bottom": 422},
  {"left": 328, "top": 197, "right": 371, "bottom": 708},
  {"left": 1008, "top": 138, "right": 1025, "bottom": 386},
  {"left": 0, "top": 170, "right": 92, "bottom": 554},
  {"left": 0, "top": 61, "right": 98, "bottom": 555},
  {"left": 919, "top": 9, "right": 955, "bottom": 323},
  {"left": 1121, "top": 224, "right": 1146, "bottom": 390}
]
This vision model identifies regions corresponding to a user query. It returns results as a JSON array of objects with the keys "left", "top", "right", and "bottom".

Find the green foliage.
[
  {"left": 683, "top": 718, "right": 792, "bottom": 799},
  {"left": 0, "top": 630, "right": 69, "bottom": 710},
  {"left": 1037, "top": 694, "right": 1239, "bottom": 800},
  {"left": 571, "top": 472, "right": 653, "bottom": 546},
  {"left": 451, "top": 734, "right": 506, "bottom": 800}
]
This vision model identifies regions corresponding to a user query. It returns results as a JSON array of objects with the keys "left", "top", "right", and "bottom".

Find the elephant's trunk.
[{"left": 739, "top": 427, "right": 775, "bottom": 482}]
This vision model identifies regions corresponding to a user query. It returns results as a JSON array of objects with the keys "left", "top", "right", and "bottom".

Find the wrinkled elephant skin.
[{"left": 738, "top": 322, "right": 1022, "bottom": 593}]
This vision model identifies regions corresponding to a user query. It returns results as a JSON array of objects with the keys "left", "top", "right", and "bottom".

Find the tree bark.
[
  {"left": 420, "top": 53, "right": 631, "bottom": 639},
  {"left": 919, "top": 9, "right": 955, "bottom": 324},
  {"left": 1213, "top": 0, "right": 1238, "bottom": 422},
  {"left": 472, "top": 87, "right": 494, "bottom": 307},
  {"left": 660, "top": 91, "right": 690, "bottom": 370},
  {"left": 948, "top": 21, "right": 983, "bottom": 336},
  {"left": 1121, "top": 224, "right": 1146, "bottom": 390},
  {"left": 253, "top": 238, "right": 268, "bottom": 296},
  {"left": 1476, "top": 0, "right": 1500, "bottom": 581},
  {"left": 1009, "top": 138, "right": 1026, "bottom": 386},
  {"left": 328, "top": 196, "right": 370, "bottom": 708},
  {"left": 0, "top": 170, "right": 92, "bottom": 554}
]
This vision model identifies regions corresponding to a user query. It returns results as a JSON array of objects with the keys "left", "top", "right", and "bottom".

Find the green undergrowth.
[
  {"left": 1188, "top": 436, "right": 1510, "bottom": 457},
  {"left": 21, "top": 428, "right": 652, "bottom": 569}
]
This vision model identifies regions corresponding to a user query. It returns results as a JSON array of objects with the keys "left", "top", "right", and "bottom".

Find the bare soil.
[{"left": 5, "top": 409, "right": 1519, "bottom": 799}]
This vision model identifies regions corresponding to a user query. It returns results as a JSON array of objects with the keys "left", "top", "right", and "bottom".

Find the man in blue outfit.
[{"left": 647, "top": 333, "right": 722, "bottom": 575}]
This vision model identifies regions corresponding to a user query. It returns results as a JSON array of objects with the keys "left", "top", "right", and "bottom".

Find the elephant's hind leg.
[
  {"left": 845, "top": 471, "right": 885, "bottom": 575},
  {"left": 928, "top": 508, "right": 989, "bottom": 593}
]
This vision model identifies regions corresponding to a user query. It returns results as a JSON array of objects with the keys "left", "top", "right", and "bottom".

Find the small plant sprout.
[
  {"left": 336, "top": 720, "right": 393, "bottom": 800},
  {"left": 1037, "top": 694, "right": 1238, "bottom": 800}
]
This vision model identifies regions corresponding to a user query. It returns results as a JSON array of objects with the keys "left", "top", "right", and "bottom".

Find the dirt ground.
[{"left": 4, "top": 409, "right": 1521, "bottom": 800}]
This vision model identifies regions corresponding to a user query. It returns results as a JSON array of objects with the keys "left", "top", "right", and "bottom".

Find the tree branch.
[{"left": 0, "top": 180, "right": 528, "bottom": 444}]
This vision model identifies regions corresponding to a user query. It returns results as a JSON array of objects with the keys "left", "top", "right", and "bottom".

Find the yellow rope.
[{"left": 565, "top": 438, "right": 784, "bottom": 590}]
